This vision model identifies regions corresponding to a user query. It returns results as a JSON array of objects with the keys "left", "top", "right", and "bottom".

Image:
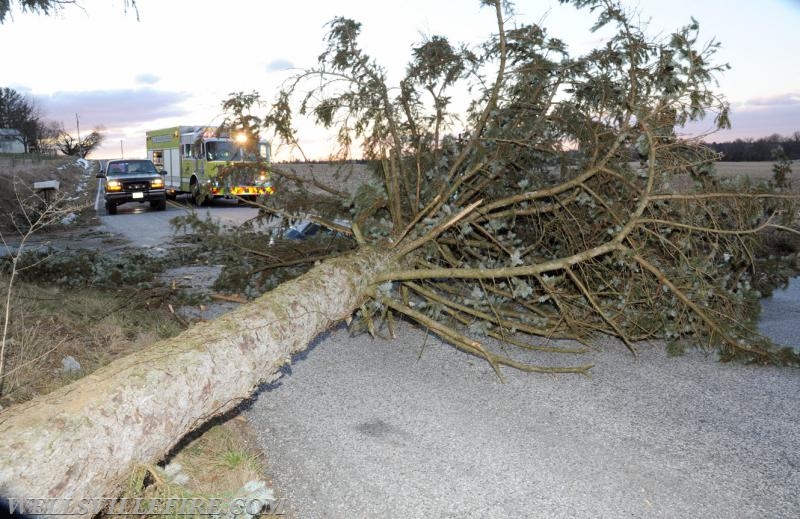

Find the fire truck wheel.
[{"left": 190, "top": 179, "right": 201, "bottom": 206}]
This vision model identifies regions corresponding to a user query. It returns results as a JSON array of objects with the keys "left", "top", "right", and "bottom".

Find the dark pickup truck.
[{"left": 97, "top": 159, "right": 167, "bottom": 215}]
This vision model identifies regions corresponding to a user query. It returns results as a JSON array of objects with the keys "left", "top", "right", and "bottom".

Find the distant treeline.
[
  {"left": 704, "top": 133, "right": 800, "bottom": 162},
  {"left": 277, "top": 137, "right": 800, "bottom": 165}
]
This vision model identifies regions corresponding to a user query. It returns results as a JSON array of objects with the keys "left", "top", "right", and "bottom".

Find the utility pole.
[
  {"left": 120, "top": 139, "right": 124, "bottom": 159},
  {"left": 75, "top": 113, "right": 83, "bottom": 158}
]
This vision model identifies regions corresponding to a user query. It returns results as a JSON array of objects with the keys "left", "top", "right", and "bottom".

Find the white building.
[{"left": 0, "top": 128, "right": 26, "bottom": 153}]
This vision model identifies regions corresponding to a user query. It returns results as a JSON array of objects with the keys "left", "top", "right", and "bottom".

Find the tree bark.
[{"left": 0, "top": 246, "right": 396, "bottom": 512}]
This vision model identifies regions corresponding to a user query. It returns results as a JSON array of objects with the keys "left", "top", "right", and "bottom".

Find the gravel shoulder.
[{"left": 246, "top": 322, "right": 799, "bottom": 519}]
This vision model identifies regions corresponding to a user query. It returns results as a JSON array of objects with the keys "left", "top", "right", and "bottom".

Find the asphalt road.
[
  {"left": 94, "top": 177, "right": 266, "bottom": 246},
  {"left": 246, "top": 324, "right": 799, "bottom": 519}
]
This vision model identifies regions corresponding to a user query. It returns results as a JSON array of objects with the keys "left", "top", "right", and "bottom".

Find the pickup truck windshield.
[{"left": 107, "top": 161, "right": 158, "bottom": 175}]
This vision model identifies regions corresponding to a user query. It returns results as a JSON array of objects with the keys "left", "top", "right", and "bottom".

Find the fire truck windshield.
[{"left": 206, "top": 140, "right": 259, "bottom": 162}]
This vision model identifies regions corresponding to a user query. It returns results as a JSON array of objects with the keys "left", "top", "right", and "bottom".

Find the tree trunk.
[{"left": 0, "top": 247, "right": 395, "bottom": 511}]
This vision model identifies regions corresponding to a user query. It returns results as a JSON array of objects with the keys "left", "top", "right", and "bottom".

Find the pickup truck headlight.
[
  {"left": 106, "top": 180, "right": 122, "bottom": 191},
  {"left": 150, "top": 177, "right": 164, "bottom": 188}
]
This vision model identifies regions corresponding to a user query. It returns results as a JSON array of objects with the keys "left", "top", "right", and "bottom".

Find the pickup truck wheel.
[
  {"left": 155, "top": 199, "right": 167, "bottom": 211},
  {"left": 106, "top": 202, "right": 117, "bottom": 215}
]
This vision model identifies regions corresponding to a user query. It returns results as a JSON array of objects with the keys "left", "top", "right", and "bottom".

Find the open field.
[
  {"left": 715, "top": 161, "right": 775, "bottom": 180},
  {"left": 274, "top": 160, "right": 782, "bottom": 192},
  {"left": 273, "top": 161, "right": 375, "bottom": 195}
]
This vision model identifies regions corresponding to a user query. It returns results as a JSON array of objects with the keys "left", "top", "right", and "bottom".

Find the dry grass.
[
  {"left": 714, "top": 161, "right": 775, "bottom": 181},
  {"left": 275, "top": 160, "right": 375, "bottom": 195},
  {"left": 164, "top": 419, "right": 265, "bottom": 494},
  {"left": 0, "top": 278, "right": 183, "bottom": 406},
  {"left": 275, "top": 160, "right": 782, "bottom": 198},
  {"left": 0, "top": 155, "right": 96, "bottom": 233},
  {"left": 118, "top": 416, "right": 286, "bottom": 519}
]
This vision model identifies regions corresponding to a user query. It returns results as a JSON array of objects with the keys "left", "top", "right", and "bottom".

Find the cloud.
[
  {"left": 266, "top": 58, "right": 294, "bottom": 71},
  {"left": 39, "top": 88, "right": 189, "bottom": 128},
  {"left": 687, "top": 93, "right": 800, "bottom": 142},
  {"left": 717, "top": 93, "right": 800, "bottom": 139},
  {"left": 135, "top": 73, "right": 160, "bottom": 85},
  {"left": 735, "top": 93, "right": 800, "bottom": 109},
  {"left": 725, "top": 104, "right": 800, "bottom": 139}
]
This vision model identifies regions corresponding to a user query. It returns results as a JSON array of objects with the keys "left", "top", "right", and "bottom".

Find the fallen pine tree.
[
  {"left": 0, "top": 248, "right": 396, "bottom": 500},
  {"left": 2, "top": 0, "right": 799, "bottom": 509}
]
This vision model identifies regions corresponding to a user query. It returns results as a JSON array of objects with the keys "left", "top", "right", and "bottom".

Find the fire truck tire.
[
  {"left": 190, "top": 179, "right": 201, "bottom": 206},
  {"left": 190, "top": 179, "right": 210, "bottom": 206}
]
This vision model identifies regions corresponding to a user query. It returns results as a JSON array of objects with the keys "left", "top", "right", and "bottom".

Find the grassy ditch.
[
  {"left": 0, "top": 156, "right": 97, "bottom": 233},
  {"left": 0, "top": 247, "right": 292, "bottom": 515},
  {"left": 0, "top": 257, "right": 290, "bottom": 517},
  {"left": 0, "top": 276, "right": 183, "bottom": 406}
]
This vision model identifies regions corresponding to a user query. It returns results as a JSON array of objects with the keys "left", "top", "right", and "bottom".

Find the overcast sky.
[{"left": 1, "top": 0, "right": 798, "bottom": 160}]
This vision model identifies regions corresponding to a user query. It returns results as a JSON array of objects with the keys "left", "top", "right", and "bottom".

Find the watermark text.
[{"left": 5, "top": 497, "right": 287, "bottom": 516}]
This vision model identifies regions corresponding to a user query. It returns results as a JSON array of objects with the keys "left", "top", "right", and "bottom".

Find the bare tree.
[
  {"left": 32, "top": 120, "right": 62, "bottom": 154},
  {"left": 53, "top": 127, "right": 105, "bottom": 158},
  {"left": 0, "top": 87, "right": 41, "bottom": 151},
  {"left": 0, "top": 182, "right": 86, "bottom": 396}
]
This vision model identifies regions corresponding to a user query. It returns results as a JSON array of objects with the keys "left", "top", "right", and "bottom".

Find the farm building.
[{"left": 0, "top": 128, "right": 26, "bottom": 153}]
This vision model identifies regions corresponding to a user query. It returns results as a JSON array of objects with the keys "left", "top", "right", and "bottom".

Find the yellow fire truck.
[{"left": 145, "top": 126, "right": 273, "bottom": 204}]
